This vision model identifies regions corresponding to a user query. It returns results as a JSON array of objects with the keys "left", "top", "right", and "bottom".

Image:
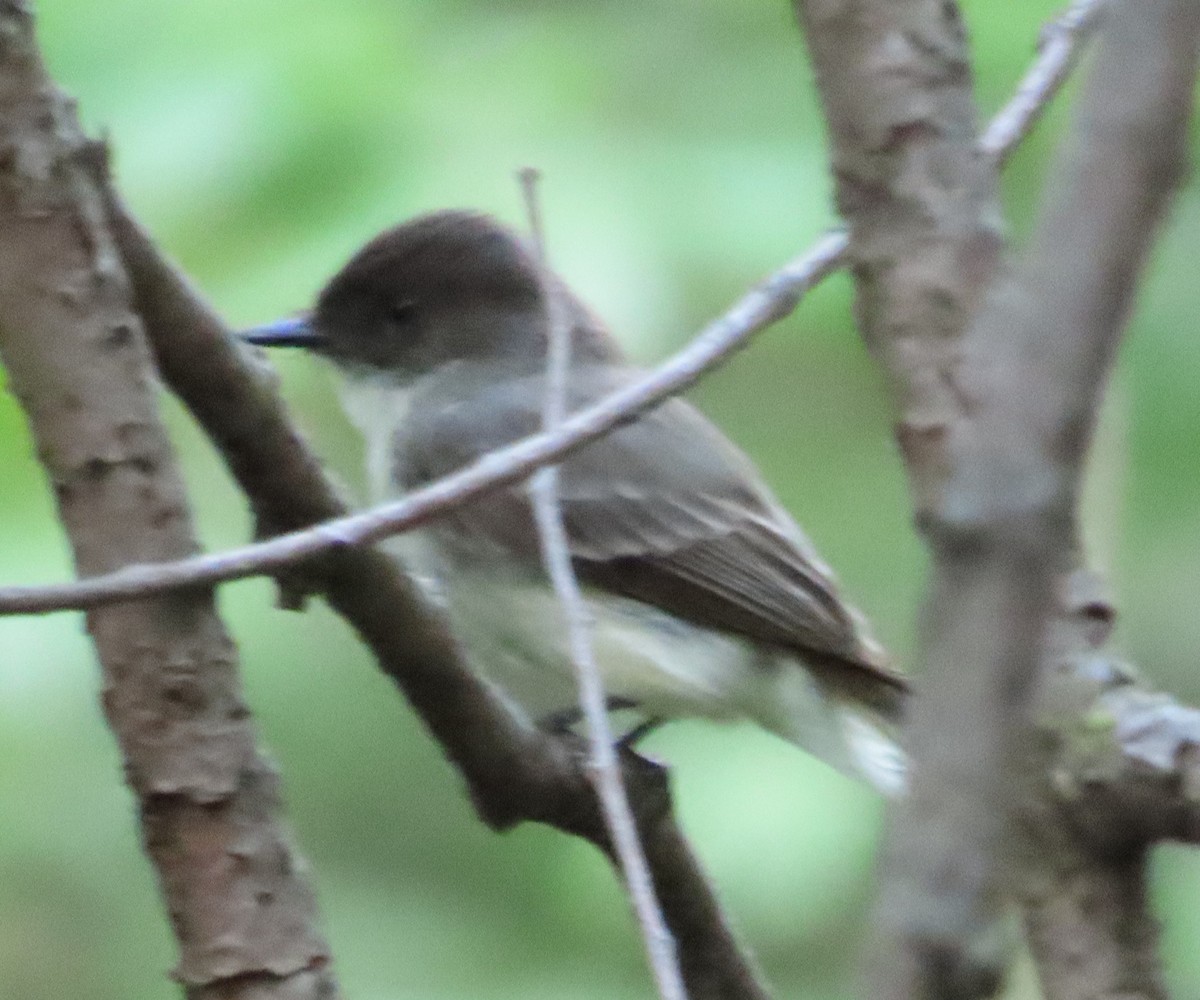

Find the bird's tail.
[
  {"left": 831, "top": 705, "right": 907, "bottom": 796},
  {"left": 750, "top": 651, "right": 908, "bottom": 796}
]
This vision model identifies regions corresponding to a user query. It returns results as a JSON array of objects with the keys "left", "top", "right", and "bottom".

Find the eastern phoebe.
[{"left": 242, "top": 210, "right": 907, "bottom": 793}]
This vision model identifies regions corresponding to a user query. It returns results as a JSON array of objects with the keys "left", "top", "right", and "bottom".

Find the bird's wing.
[{"left": 398, "top": 365, "right": 906, "bottom": 717}]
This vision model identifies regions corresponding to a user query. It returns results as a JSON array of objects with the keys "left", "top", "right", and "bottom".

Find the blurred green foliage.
[{"left": 0, "top": 1, "right": 1197, "bottom": 997}]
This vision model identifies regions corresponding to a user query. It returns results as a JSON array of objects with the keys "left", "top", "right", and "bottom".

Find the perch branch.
[{"left": 96, "top": 103, "right": 774, "bottom": 1000}]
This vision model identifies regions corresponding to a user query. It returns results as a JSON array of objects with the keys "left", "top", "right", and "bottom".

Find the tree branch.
[
  {"left": 793, "top": 5, "right": 1011, "bottom": 993},
  {"left": 0, "top": 4, "right": 335, "bottom": 998},
  {"left": 795, "top": 0, "right": 1199, "bottom": 996},
  {"left": 980, "top": 0, "right": 1107, "bottom": 165},
  {"left": 0, "top": 0, "right": 1107, "bottom": 620},
  {"left": 0, "top": 2, "right": 1123, "bottom": 996},
  {"left": 0, "top": 0, "right": 1101, "bottom": 620},
  {"left": 1006, "top": 3, "right": 1200, "bottom": 995},
  {"left": 93, "top": 84, "right": 775, "bottom": 1000},
  {"left": 0, "top": 229, "right": 846, "bottom": 616}
]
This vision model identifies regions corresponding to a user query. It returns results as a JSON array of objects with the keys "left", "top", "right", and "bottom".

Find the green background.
[{"left": 1, "top": 1, "right": 1198, "bottom": 997}]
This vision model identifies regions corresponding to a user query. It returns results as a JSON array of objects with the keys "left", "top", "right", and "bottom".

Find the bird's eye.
[{"left": 387, "top": 299, "right": 418, "bottom": 326}]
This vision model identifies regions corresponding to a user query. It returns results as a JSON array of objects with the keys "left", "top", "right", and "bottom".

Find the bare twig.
[
  {"left": 0, "top": 0, "right": 1104, "bottom": 619},
  {"left": 981, "top": 0, "right": 1108, "bottom": 164},
  {"left": 0, "top": 230, "right": 846, "bottom": 616},
  {"left": 0, "top": 2, "right": 1131, "bottom": 995},
  {"left": 0, "top": 0, "right": 1102, "bottom": 620},
  {"left": 0, "top": 0, "right": 1105, "bottom": 619},
  {"left": 519, "top": 168, "right": 686, "bottom": 1000}
]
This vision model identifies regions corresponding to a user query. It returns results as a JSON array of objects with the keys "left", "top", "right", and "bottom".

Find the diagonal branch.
[
  {"left": 1001, "top": 4, "right": 1200, "bottom": 997},
  {"left": 0, "top": 0, "right": 1104, "bottom": 619},
  {"left": 980, "top": 0, "right": 1107, "bottom": 164},
  {"left": 0, "top": 2, "right": 1119, "bottom": 996},
  {"left": 0, "top": 229, "right": 847, "bottom": 616},
  {"left": 96, "top": 100, "right": 775, "bottom": 1000},
  {"left": 892, "top": 1, "right": 1198, "bottom": 993}
]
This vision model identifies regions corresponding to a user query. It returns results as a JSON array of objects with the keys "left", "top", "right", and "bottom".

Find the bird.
[{"left": 241, "top": 209, "right": 908, "bottom": 793}]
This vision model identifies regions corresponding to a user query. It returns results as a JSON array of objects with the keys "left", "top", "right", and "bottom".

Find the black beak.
[{"left": 238, "top": 316, "right": 325, "bottom": 349}]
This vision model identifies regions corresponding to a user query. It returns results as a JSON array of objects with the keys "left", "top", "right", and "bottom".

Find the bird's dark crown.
[
  {"left": 290, "top": 208, "right": 626, "bottom": 376},
  {"left": 312, "top": 210, "right": 552, "bottom": 374},
  {"left": 321, "top": 211, "right": 543, "bottom": 316}
]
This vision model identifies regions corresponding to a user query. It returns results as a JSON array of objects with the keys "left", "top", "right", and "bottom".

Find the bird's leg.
[
  {"left": 617, "top": 717, "right": 665, "bottom": 750},
  {"left": 538, "top": 696, "right": 639, "bottom": 735}
]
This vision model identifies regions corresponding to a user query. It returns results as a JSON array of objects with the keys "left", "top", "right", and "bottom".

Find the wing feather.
[{"left": 398, "top": 363, "right": 906, "bottom": 716}]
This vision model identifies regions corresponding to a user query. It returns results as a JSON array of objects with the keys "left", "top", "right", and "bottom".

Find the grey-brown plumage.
[
  {"left": 243, "top": 210, "right": 908, "bottom": 790},
  {"left": 396, "top": 361, "right": 905, "bottom": 720}
]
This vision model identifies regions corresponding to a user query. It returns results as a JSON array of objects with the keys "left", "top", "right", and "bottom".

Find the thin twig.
[
  {"left": 0, "top": 232, "right": 845, "bottom": 615},
  {"left": 981, "top": 0, "right": 1108, "bottom": 164},
  {"left": 519, "top": 168, "right": 686, "bottom": 1000},
  {"left": 0, "top": 5, "right": 1103, "bottom": 618}
]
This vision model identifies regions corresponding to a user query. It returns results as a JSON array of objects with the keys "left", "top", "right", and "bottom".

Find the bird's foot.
[{"left": 538, "top": 696, "right": 639, "bottom": 735}]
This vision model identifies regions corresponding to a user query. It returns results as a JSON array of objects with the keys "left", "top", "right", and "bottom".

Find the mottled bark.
[
  {"left": 795, "top": 0, "right": 1200, "bottom": 997},
  {"left": 0, "top": 4, "right": 334, "bottom": 997}
]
